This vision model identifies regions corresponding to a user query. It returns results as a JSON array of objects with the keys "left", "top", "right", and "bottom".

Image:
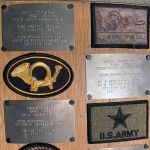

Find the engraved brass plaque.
[
  {"left": 87, "top": 101, "right": 148, "bottom": 143},
  {"left": 91, "top": 3, "right": 149, "bottom": 48},
  {"left": 4, "top": 100, "right": 75, "bottom": 143},
  {"left": 86, "top": 54, "right": 150, "bottom": 99},
  {"left": 89, "top": 144, "right": 148, "bottom": 150},
  {"left": 2, "top": 4, "right": 74, "bottom": 51}
]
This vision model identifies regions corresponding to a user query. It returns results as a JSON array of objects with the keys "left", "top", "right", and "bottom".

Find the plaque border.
[
  {"left": 91, "top": 3, "right": 149, "bottom": 49},
  {"left": 87, "top": 100, "right": 149, "bottom": 144},
  {"left": 19, "top": 143, "right": 60, "bottom": 150}
]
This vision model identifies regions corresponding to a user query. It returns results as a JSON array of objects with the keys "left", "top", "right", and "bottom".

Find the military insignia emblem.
[
  {"left": 87, "top": 101, "right": 148, "bottom": 143},
  {"left": 91, "top": 3, "right": 149, "bottom": 48},
  {"left": 19, "top": 143, "right": 60, "bottom": 150},
  {"left": 3, "top": 53, "right": 73, "bottom": 97}
]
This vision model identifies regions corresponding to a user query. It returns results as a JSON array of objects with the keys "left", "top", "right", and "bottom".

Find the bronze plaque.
[{"left": 91, "top": 3, "right": 149, "bottom": 48}]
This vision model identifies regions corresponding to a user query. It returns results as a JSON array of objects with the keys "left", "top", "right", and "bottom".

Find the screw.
[
  {"left": 67, "top": 4, "right": 74, "bottom": 9},
  {"left": 1, "top": 5, "right": 7, "bottom": 10},
  {"left": 86, "top": 55, "right": 92, "bottom": 60},
  {"left": 146, "top": 55, "right": 150, "bottom": 61},
  {"left": 87, "top": 94, "right": 92, "bottom": 100},
  {"left": 69, "top": 100, "right": 75, "bottom": 105},
  {"left": 6, "top": 138, "right": 11, "bottom": 143},
  {"left": 69, "top": 45, "right": 74, "bottom": 51},
  {"left": 144, "top": 144, "right": 149, "bottom": 149},
  {"left": 5, "top": 101, "right": 10, "bottom": 106},
  {"left": 69, "top": 137, "right": 75, "bottom": 142},
  {"left": 1, "top": 46, "right": 7, "bottom": 51},
  {"left": 146, "top": 90, "right": 150, "bottom": 95}
]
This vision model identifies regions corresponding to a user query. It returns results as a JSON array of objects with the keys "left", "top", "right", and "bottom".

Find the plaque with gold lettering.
[
  {"left": 1, "top": 3, "right": 74, "bottom": 51},
  {"left": 91, "top": 3, "right": 149, "bottom": 48},
  {"left": 3, "top": 53, "right": 73, "bottom": 98},
  {"left": 4, "top": 100, "right": 75, "bottom": 143},
  {"left": 86, "top": 54, "right": 150, "bottom": 99}
]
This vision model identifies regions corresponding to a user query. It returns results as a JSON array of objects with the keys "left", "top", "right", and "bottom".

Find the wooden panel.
[{"left": 0, "top": 0, "right": 149, "bottom": 150}]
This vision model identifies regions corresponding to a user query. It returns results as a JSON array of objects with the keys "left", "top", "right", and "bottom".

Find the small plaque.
[
  {"left": 86, "top": 54, "right": 150, "bottom": 99},
  {"left": 4, "top": 100, "right": 75, "bottom": 143},
  {"left": 3, "top": 53, "right": 73, "bottom": 98},
  {"left": 2, "top": 3, "right": 74, "bottom": 51},
  {"left": 87, "top": 101, "right": 148, "bottom": 144},
  {"left": 91, "top": 3, "right": 149, "bottom": 48},
  {"left": 19, "top": 143, "right": 60, "bottom": 150},
  {"left": 89, "top": 144, "right": 148, "bottom": 150}
]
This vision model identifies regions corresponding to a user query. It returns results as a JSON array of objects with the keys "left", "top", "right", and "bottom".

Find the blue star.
[{"left": 108, "top": 107, "right": 131, "bottom": 129}]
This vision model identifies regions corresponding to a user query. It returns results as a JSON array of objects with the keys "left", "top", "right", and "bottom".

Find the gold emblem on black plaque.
[{"left": 3, "top": 53, "right": 73, "bottom": 97}]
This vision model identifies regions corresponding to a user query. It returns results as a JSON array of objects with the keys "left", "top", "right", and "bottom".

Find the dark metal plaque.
[
  {"left": 90, "top": 144, "right": 148, "bottom": 150},
  {"left": 19, "top": 143, "right": 60, "bottom": 150},
  {"left": 86, "top": 54, "right": 150, "bottom": 99},
  {"left": 3, "top": 53, "right": 74, "bottom": 98},
  {"left": 87, "top": 101, "right": 148, "bottom": 144},
  {"left": 4, "top": 100, "right": 75, "bottom": 143},
  {"left": 91, "top": 3, "right": 149, "bottom": 48},
  {"left": 2, "top": 3, "right": 74, "bottom": 51}
]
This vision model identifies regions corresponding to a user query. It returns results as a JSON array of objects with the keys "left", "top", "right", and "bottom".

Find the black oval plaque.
[
  {"left": 19, "top": 143, "right": 60, "bottom": 150},
  {"left": 3, "top": 53, "right": 73, "bottom": 98}
]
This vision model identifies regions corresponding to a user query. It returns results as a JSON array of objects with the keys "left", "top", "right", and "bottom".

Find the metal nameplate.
[
  {"left": 89, "top": 144, "right": 148, "bottom": 150},
  {"left": 19, "top": 143, "right": 60, "bottom": 150},
  {"left": 3, "top": 53, "right": 74, "bottom": 98},
  {"left": 87, "top": 101, "right": 148, "bottom": 144},
  {"left": 2, "top": 3, "right": 74, "bottom": 51},
  {"left": 91, "top": 3, "right": 149, "bottom": 48},
  {"left": 86, "top": 54, "right": 150, "bottom": 99},
  {"left": 4, "top": 100, "right": 75, "bottom": 143}
]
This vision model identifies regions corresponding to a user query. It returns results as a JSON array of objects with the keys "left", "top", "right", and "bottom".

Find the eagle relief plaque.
[
  {"left": 91, "top": 3, "right": 149, "bottom": 48},
  {"left": 4, "top": 100, "right": 75, "bottom": 143},
  {"left": 1, "top": 3, "right": 74, "bottom": 51}
]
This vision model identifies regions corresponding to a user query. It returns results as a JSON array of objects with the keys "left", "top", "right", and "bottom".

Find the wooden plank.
[{"left": 0, "top": 0, "right": 149, "bottom": 150}]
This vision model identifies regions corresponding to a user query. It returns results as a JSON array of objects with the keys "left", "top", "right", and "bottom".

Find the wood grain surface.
[{"left": 0, "top": 0, "right": 149, "bottom": 150}]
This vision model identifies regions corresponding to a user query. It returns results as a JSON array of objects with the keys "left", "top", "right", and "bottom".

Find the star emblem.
[{"left": 108, "top": 107, "right": 131, "bottom": 129}]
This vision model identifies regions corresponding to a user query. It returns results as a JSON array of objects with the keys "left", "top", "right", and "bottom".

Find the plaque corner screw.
[
  {"left": 146, "top": 90, "right": 150, "bottom": 95},
  {"left": 86, "top": 55, "right": 92, "bottom": 60},
  {"left": 1, "top": 46, "right": 7, "bottom": 51},
  {"left": 1, "top": 5, "right": 7, "bottom": 11},
  {"left": 69, "top": 137, "right": 75, "bottom": 142},
  {"left": 146, "top": 55, "right": 150, "bottom": 61},
  {"left": 6, "top": 138, "right": 11, "bottom": 143},
  {"left": 144, "top": 144, "right": 149, "bottom": 149},
  {"left": 67, "top": 4, "right": 74, "bottom": 9},
  {"left": 87, "top": 94, "right": 92, "bottom": 100},
  {"left": 69, "top": 100, "right": 75, "bottom": 105},
  {"left": 4, "top": 101, "right": 10, "bottom": 106},
  {"left": 69, "top": 45, "right": 74, "bottom": 51}
]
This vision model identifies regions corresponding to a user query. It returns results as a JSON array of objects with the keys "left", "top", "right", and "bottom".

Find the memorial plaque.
[
  {"left": 2, "top": 3, "right": 74, "bottom": 51},
  {"left": 91, "top": 3, "right": 149, "bottom": 48},
  {"left": 86, "top": 54, "right": 150, "bottom": 99},
  {"left": 4, "top": 100, "right": 75, "bottom": 143},
  {"left": 3, "top": 53, "right": 74, "bottom": 98},
  {"left": 19, "top": 143, "right": 60, "bottom": 150},
  {"left": 87, "top": 101, "right": 148, "bottom": 144},
  {"left": 89, "top": 144, "right": 148, "bottom": 150}
]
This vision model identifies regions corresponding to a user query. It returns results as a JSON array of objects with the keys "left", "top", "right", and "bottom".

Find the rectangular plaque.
[
  {"left": 2, "top": 3, "right": 74, "bottom": 51},
  {"left": 86, "top": 54, "right": 150, "bottom": 99},
  {"left": 91, "top": 3, "right": 149, "bottom": 48},
  {"left": 87, "top": 101, "right": 148, "bottom": 144},
  {"left": 89, "top": 144, "right": 148, "bottom": 150},
  {"left": 4, "top": 100, "right": 75, "bottom": 143}
]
